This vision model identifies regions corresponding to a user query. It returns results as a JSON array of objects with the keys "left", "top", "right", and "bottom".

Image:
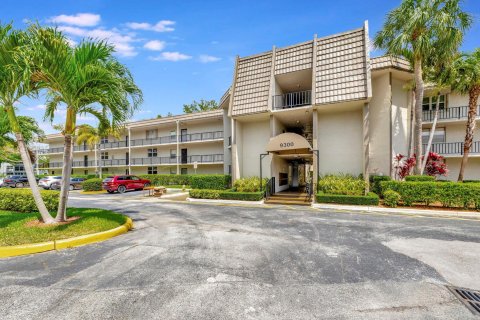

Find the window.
[
  {"left": 423, "top": 95, "right": 446, "bottom": 111},
  {"left": 146, "top": 129, "right": 158, "bottom": 139},
  {"left": 422, "top": 128, "right": 445, "bottom": 144},
  {"left": 84, "top": 170, "right": 88, "bottom": 175},
  {"left": 147, "top": 148, "right": 157, "bottom": 157},
  {"left": 170, "top": 149, "right": 176, "bottom": 159},
  {"left": 170, "top": 130, "right": 176, "bottom": 141},
  {"left": 130, "top": 176, "right": 140, "bottom": 181},
  {"left": 101, "top": 152, "right": 109, "bottom": 160},
  {"left": 181, "top": 168, "right": 188, "bottom": 175},
  {"left": 100, "top": 136, "right": 108, "bottom": 144},
  {"left": 170, "top": 167, "right": 176, "bottom": 174},
  {"left": 148, "top": 166, "right": 158, "bottom": 174}
]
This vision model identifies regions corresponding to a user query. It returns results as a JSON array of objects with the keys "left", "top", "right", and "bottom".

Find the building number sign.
[{"left": 280, "top": 142, "right": 294, "bottom": 148}]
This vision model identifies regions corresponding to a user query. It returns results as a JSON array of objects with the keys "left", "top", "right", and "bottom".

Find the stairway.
[{"left": 265, "top": 192, "right": 312, "bottom": 206}]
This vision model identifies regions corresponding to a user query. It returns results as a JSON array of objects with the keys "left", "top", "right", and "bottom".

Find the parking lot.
[{"left": 1, "top": 193, "right": 480, "bottom": 319}]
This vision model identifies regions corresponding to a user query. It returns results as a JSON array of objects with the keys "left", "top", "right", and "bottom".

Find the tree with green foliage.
[
  {"left": 30, "top": 25, "right": 143, "bottom": 222},
  {"left": 441, "top": 49, "right": 480, "bottom": 181},
  {"left": 183, "top": 99, "right": 218, "bottom": 114},
  {"left": 0, "top": 23, "right": 55, "bottom": 224},
  {"left": 374, "top": 0, "right": 472, "bottom": 174}
]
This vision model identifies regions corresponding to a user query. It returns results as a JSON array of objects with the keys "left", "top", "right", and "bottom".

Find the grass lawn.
[{"left": 0, "top": 208, "right": 128, "bottom": 246}]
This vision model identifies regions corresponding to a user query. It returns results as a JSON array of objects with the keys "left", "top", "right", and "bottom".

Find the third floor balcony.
[
  {"left": 131, "top": 130, "right": 223, "bottom": 147},
  {"left": 273, "top": 90, "right": 312, "bottom": 110}
]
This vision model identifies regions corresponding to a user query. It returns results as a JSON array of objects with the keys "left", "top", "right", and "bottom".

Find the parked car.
[
  {"left": 0, "top": 177, "right": 5, "bottom": 187},
  {"left": 38, "top": 176, "right": 62, "bottom": 189},
  {"left": 102, "top": 175, "right": 151, "bottom": 194},
  {"left": 50, "top": 177, "right": 86, "bottom": 191},
  {"left": 3, "top": 175, "right": 29, "bottom": 188}
]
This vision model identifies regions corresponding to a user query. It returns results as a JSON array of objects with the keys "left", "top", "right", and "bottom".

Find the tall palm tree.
[
  {"left": 442, "top": 50, "right": 480, "bottom": 181},
  {"left": 30, "top": 26, "right": 142, "bottom": 222},
  {"left": 374, "top": 0, "right": 472, "bottom": 174},
  {"left": 0, "top": 23, "right": 55, "bottom": 224}
]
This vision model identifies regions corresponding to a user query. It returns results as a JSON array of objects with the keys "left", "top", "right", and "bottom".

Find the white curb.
[
  {"left": 312, "top": 203, "right": 480, "bottom": 219},
  {"left": 186, "top": 197, "right": 265, "bottom": 205}
]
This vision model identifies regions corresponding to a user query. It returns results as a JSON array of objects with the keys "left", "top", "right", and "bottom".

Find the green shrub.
[
  {"left": 316, "top": 192, "right": 379, "bottom": 205},
  {"left": 380, "top": 181, "right": 480, "bottom": 209},
  {"left": 383, "top": 190, "right": 401, "bottom": 208},
  {"left": 190, "top": 175, "right": 231, "bottom": 190},
  {"left": 318, "top": 174, "right": 366, "bottom": 196},
  {"left": 405, "top": 175, "right": 435, "bottom": 182},
  {"left": 370, "top": 175, "right": 391, "bottom": 196},
  {"left": 189, "top": 189, "right": 263, "bottom": 201},
  {"left": 0, "top": 188, "right": 59, "bottom": 212},
  {"left": 463, "top": 180, "right": 480, "bottom": 183},
  {"left": 233, "top": 177, "right": 267, "bottom": 192},
  {"left": 139, "top": 174, "right": 192, "bottom": 186},
  {"left": 82, "top": 178, "right": 103, "bottom": 191}
]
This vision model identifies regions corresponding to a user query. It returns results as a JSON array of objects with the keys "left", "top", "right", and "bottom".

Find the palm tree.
[
  {"left": 76, "top": 124, "right": 121, "bottom": 179},
  {"left": 374, "top": 0, "right": 472, "bottom": 174},
  {"left": 442, "top": 50, "right": 480, "bottom": 181},
  {"left": 0, "top": 23, "right": 55, "bottom": 224},
  {"left": 30, "top": 26, "right": 142, "bottom": 222}
]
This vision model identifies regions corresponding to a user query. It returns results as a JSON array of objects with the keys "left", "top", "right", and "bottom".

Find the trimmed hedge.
[
  {"left": 82, "top": 178, "right": 103, "bottom": 191},
  {"left": 233, "top": 177, "right": 267, "bottom": 192},
  {"left": 316, "top": 192, "right": 379, "bottom": 206},
  {"left": 405, "top": 175, "right": 435, "bottom": 182},
  {"left": 383, "top": 190, "right": 401, "bottom": 208},
  {"left": 0, "top": 188, "right": 59, "bottom": 212},
  {"left": 190, "top": 175, "right": 231, "bottom": 190},
  {"left": 318, "top": 174, "right": 367, "bottom": 196},
  {"left": 189, "top": 189, "right": 263, "bottom": 201},
  {"left": 380, "top": 181, "right": 480, "bottom": 209},
  {"left": 138, "top": 174, "right": 231, "bottom": 189},
  {"left": 370, "top": 175, "right": 391, "bottom": 196}
]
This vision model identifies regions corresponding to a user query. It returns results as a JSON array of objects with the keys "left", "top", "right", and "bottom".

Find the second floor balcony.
[
  {"left": 424, "top": 141, "right": 480, "bottom": 156},
  {"left": 131, "top": 131, "right": 223, "bottom": 147},
  {"left": 273, "top": 90, "right": 312, "bottom": 110},
  {"left": 131, "top": 154, "right": 224, "bottom": 165},
  {"left": 423, "top": 106, "right": 480, "bottom": 123}
]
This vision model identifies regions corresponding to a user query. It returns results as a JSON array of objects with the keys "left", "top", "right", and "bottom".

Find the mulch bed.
[{"left": 25, "top": 216, "right": 81, "bottom": 228}]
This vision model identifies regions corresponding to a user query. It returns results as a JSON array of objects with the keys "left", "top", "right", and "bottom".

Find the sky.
[{"left": 1, "top": 0, "right": 479, "bottom": 134}]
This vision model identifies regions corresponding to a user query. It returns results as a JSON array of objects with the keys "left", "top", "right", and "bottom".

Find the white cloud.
[
  {"left": 48, "top": 13, "right": 101, "bottom": 27},
  {"left": 58, "top": 26, "right": 138, "bottom": 57},
  {"left": 143, "top": 40, "right": 166, "bottom": 51},
  {"left": 26, "top": 104, "right": 46, "bottom": 111},
  {"left": 199, "top": 54, "right": 221, "bottom": 63},
  {"left": 126, "top": 20, "right": 175, "bottom": 32},
  {"left": 150, "top": 51, "right": 191, "bottom": 62},
  {"left": 77, "top": 115, "right": 96, "bottom": 122}
]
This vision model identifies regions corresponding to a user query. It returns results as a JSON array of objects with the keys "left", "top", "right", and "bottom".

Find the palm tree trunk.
[
  {"left": 56, "top": 108, "right": 76, "bottom": 222},
  {"left": 413, "top": 58, "right": 424, "bottom": 174},
  {"left": 421, "top": 93, "right": 441, "bottom": 174},
  {"left": 408, "top": 89, "right": 416, "bottom": 158},
  {"left": 458, "top": 86, "right": 480, "bottom": 182},
  {"left": 5, "top": 105, "right": 55, "bottom": 224}
]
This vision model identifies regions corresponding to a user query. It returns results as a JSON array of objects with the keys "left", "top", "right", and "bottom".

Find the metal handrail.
[
  {"left": 130, "top": 154, "right": 224, "bottom": 165},
  {"left": 423, "top": 106, "right": 480, "bottom": 122},
  {"left": 273, "top": 90, "right": 312, "bottom": 110},
  {"left": 264, "top": 177, "right": 275, "bottom": 200},
  {"left": 131, "top": 131, "right": 223, "bottom": 147},
  {"left": 423, "top": 141, "right": 480, "bottom": 155}
]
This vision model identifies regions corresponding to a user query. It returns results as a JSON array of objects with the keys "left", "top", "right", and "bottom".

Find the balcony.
[
  {"left": 273, "top": 90, "right": 311, "bottom": 110},
  {"left": 423, "top": 106, "right": 480, "bottom": 122},
  {"left": 73, "top": 141, "right": 128, "bottom": 151},
  {"left": 131, "top": 154, "right": 224, "bottom": 166},
  {"left": 131, "top": 131, "right": 223, "bottom": 147},
  {"left": 37, "top": 147, "right": 64, "bottom": 154},
  {"left": 424, "top": 141, "right": 480, "bottom": 156}
]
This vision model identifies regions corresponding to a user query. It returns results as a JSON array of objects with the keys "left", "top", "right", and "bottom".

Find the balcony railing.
[
  {"left": 273, "top": 90, "right": 312, "bottom": 110},
  {"left": 131, "top": 131, "right": 223, "bottom": 147},
  {"left": 37, "top": 147, "right": 64, "bottom": 154},
  {"left": 131, "top": 154, "right": 224, "bottom": 166},
  {"left": 101, "top": 141, "right": 128, "bottom": 149},
  {"left": 423, "top": 106, "right": 480, "bottom": 122},
  {"left": 424, "top": 141, "right": 480, "bottom": 155}
]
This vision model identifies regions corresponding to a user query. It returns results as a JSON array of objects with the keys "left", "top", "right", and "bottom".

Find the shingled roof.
[{"left": 230, "top": 23, "right": 372, "bottom": 116}]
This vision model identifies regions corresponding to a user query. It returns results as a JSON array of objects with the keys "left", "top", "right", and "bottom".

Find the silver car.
[{"left": 38, "top": 176, "right": 62, "bottom": 189}]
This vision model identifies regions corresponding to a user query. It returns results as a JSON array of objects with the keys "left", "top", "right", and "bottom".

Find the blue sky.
[{"left": 1, "top": 0, "right": 479, "bottom": 134}]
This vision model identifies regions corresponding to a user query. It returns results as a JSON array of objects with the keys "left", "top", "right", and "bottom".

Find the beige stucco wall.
[
  {"left": 369, "top": 73, "right": 391, "bottom": 176},
  {"left": 391, "top": 77, "right": 409, "bottom": 158},
  {"left": 238, "top": 119, "right": 271, "bottom": 177},
  {"left": 442, "top": 158, "right": 480, "bottom": 181},
  {"left": 448, "top": 93, "right": 469, "bottom": 108},
  {"left": 317, "top": 108, "right": 363, "bottom": 176},
  {"left": 270, "top": 154, "right": 289, "bottom": 192}
]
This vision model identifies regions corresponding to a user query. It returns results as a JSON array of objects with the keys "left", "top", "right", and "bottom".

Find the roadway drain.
[{"left": 447, "top": 286, "right": 480, "bottom": 315}]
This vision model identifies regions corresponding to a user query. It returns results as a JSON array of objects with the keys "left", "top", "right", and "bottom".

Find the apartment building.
[
  {"left": 39, "top": 109, "right": 226, "bottom": 176},
  {"left": 40, "top": 21, "right": 479, "bottom": 190}
]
